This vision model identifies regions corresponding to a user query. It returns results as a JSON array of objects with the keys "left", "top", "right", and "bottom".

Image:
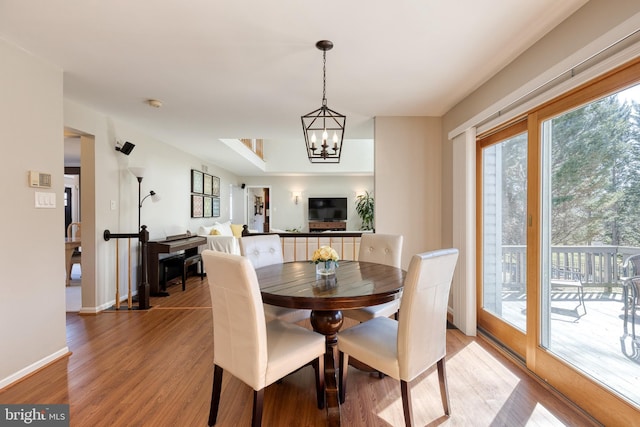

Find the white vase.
[{"left": 316, "top": 261, "right": 336, "bottom": 276}]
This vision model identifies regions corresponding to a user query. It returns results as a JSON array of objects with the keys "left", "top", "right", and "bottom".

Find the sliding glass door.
[
  {"left": 478, "top": 121, "right": 528, "bottom": 357},
  {"left": 477, "top": 58, "right": 640, "bottom": 425}
]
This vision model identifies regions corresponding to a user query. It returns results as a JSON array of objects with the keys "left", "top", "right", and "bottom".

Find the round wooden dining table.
[{"left": 255, "top": 260, "right": 405, "bottom": 427}]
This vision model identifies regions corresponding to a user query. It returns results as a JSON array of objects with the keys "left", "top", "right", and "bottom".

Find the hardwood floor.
[{"left": 0, "top": 276, "right": 600, "bottom": 426}]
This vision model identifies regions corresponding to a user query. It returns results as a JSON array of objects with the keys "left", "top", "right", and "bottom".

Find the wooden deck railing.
[{"left": 502, "top": 245, "right": 640, "bottom": 288}]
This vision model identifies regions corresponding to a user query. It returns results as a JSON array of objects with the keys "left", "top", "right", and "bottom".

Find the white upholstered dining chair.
[
  {"left": 202, "top": 250, "right": 326, "bottom": 426},
  {"left": 239, "top": 234, "right": 311, "bottom": 323},
  {"left": 338, "top": 248, "right": 459, "bottom": 427},
  {"left": 342, "top": 233, "right": 403, "bottom": 322}
]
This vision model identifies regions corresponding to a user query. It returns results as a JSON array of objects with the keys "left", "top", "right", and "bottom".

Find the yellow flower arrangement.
[{"left": 312, "top": 245, "right": 340, "bottom": 265}]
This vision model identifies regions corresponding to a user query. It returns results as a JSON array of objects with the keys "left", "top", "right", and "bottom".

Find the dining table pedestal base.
[
  {"left": 257, "top": 260, "right": 405, "bottom": 426},
  {"left": 310, "top": 309, "right": 344, "bottom": 427}
]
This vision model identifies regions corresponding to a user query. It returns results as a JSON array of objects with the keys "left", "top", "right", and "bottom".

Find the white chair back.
[
  {"left": 202, "top": 250, "right": 267, "bottom": 390},
  {"left": 397, "top": 248, "right": 458, "bottom": 381},
  {"left": 358, "top": 233, "right": 403, "bottom": 268},
  {"left": 67, "top": 222, "right": 81, "bottom": 239},
  {"left": 239, "top": 234, "right": 284, "bottom": 268}
]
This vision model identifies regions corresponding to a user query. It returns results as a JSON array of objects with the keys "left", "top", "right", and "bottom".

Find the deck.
[{"left": 501, "top": 285, "right": 639, "bottom": 408}]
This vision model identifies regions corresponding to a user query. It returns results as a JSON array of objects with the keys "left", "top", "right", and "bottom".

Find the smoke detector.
[{"left": 146, "top": 99, "right": 163, "bottom": 108}]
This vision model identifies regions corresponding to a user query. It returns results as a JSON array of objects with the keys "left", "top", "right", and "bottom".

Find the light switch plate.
[{"left": 35, "top": 191, "right": 56, "bottom": 208}]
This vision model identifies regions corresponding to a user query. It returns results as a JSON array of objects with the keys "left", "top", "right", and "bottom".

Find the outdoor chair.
[
  {"left": 550, "top": 264, "right": 586, "bottom": 316},
  {"left": 621, "top": 254, "right": 640, "bottom": 340}
]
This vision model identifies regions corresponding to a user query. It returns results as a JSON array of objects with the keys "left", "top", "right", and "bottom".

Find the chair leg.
[
  {"left": 578, "top": 286, "right": 586, "bottom": 315},
  {"left": 400, "top": 380, "right": 413, "bottom": 427},
  {"left": 339, "top": 351, "right": 348, "bottom": 404},
  {"left": 161, "top": 265, "right": 168, "bottom": 292},
  {"left": 314, "top": 356, "right": 325, "bottom": 409},
  {"left": 181, "top": 259, "right": 187, "bottom": 291},
  {"left": 208, "top": 365, "right": 223, "bottom": 426},
  {"left": 252, "top": 389, "right": 264, "bottom": 427},
  {"left": 436, "top": 357, "right": 450, "bottom": 416},
  {"left": 199, "top": 259, "right": 204, "bottom": 281}
]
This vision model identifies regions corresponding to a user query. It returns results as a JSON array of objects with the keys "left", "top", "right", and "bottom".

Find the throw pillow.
[
  {"left": 230, "top": 223, "right": 243, "bottom": 238},
  {"left": 212, "top": 221, "right": 233, "bottom": 236}
]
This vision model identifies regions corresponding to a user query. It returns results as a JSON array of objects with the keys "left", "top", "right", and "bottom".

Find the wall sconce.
[{"left": 292, "top": 191, "right": 302, "bottom": 205}]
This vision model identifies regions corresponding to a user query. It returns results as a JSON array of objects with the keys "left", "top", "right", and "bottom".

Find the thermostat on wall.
[{"left": 29, "top": 170, "right": 52, "bottom": 188}]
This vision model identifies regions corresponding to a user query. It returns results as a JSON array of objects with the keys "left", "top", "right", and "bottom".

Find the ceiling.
[{"left": 0, "top": 0, "right": 587, "bottom": 176}]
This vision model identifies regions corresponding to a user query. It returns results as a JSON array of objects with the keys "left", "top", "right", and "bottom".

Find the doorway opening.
[{"left": 246, "top": 186, "right": 272, "bottom": 232}]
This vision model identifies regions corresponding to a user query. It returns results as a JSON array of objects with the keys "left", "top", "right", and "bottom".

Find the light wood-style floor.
[{"left": 1, "top": 276, "right": 600, "bottom": 426}]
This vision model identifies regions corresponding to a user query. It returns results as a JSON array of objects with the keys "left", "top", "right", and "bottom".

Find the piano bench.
[
  {"left": 182, "top": 254, "right": 204, "bottom": 291},
  {"left": 160, "top": 253, "right": 204, "bottom": 292},
  {"left": 160, "top": 255, "right": 184, "bottom": 292}
]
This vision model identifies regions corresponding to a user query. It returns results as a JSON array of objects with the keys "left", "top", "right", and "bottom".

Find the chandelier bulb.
[
  {"left": 311, "top": 132, "right": 317, "bottom": 144},
  {"left": 322, "top": 129, "right": 328, "bottom": 142}
]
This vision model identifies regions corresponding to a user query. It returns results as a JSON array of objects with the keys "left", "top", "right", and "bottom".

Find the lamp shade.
[{"left": 129, "top": 167, "right": 146, "bottom": 179}]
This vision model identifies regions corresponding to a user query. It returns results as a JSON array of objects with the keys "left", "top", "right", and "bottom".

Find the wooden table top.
[
  {"left": 256, "top": 260, "right": 405, "bottom": 311},
  {"left": 65, "top": 237, "right": 81, "bottom": 247}
]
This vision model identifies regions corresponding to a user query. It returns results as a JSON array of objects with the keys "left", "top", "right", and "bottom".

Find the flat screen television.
[{"left": 308, "top": 197, "right": 348, "bottom": 221}]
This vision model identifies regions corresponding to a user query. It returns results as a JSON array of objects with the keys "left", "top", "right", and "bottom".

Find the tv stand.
[{"left": 309, "top": 221, "right": 347, "bottom": 232}]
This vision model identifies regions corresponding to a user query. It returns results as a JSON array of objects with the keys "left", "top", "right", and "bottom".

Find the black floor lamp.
[
  {"left": 129, "top": 167, "right": 161, "bottom": 304},
  {"left": 129, "top": 167, "right": 160, "bottom": 231}
]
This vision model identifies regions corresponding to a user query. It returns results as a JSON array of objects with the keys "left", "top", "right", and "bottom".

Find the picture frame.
[
  {"left": 212, "top": 197, "right": 220, "bottom": 217},
  {"left": 191, "top": 170, "right": 204, "bottom": 194},
  {"left": 203, "top": 196, "right": 213, "bottom": 218},
  {"left": 211, "top": 175, "right": 220, "bottom": 197},
  {"left": 203, "top": 174, "right": 213, "bottom": 195},
  {"left": 191, "top": 195, "right": 204, "bottom": 218}
]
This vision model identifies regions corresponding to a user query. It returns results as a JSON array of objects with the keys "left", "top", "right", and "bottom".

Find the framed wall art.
[
  {"left": 203, "top": 196, "right": 213, "bottom": 218},
  {"left": 211, "top": 175, "right": 220, "bottom": 197},
  {"left": 203, "top": 174, "right": 212, "bottom": 195},
  {"left": 191, "top": 195, "right": 204, "bottom": 218},
  {"left": 191, "top": 169, "right": 204, "bottom": 194},
  {"left": 212, "top": 197, "right": 220, "bottom": 217}
]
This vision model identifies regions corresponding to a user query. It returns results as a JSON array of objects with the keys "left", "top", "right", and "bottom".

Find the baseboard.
[{"left": 0, "top": 347, "right": 70, "bottom": 390}]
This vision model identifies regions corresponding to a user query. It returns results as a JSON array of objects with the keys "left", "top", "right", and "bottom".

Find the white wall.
[
  {"left": 63, "top": 101, "right": 241, "bottom": 313},
  {"left": 0, "top": 39, "right": 68, "bottom": 387},
  {"left": 239, "top": 175, "right": 374, "bottom": 232},
  {"left": 374, "top": 116, "right": 443, "bottom": 270}
]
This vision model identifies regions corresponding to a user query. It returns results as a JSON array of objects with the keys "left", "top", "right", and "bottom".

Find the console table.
[{"left": 309, "top": 221, "right": 347, "bottom": 232}]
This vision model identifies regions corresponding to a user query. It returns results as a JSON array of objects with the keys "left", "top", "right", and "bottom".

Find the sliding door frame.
[{"left": 477, "top": 56, "right": 640, "bottom": 426}]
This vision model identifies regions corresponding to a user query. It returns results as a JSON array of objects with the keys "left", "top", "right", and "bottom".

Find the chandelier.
[{"left": 301, "top": 40, "right": 346, "bottom": 163}]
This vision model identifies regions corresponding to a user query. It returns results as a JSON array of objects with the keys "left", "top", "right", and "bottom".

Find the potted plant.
[{"left": 355, "top": 191, "right": 374, "bottom": 231}]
